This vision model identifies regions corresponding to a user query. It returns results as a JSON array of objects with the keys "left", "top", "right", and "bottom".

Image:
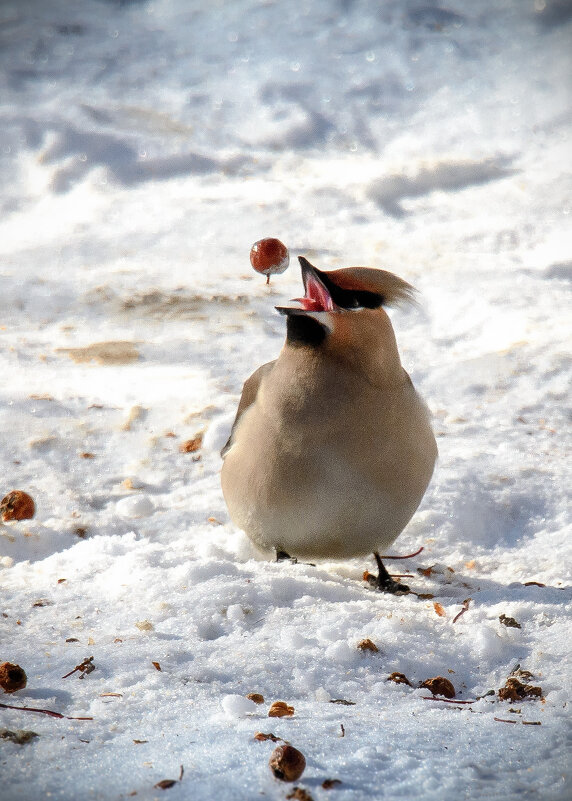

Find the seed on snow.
[
  {"left": 0, "top": 662, "right": 27, "bottom": 694},
  {"left": 268, "top": 744, "right": 306, "bottom": 782},
  {"left": 1, "top": 491, "right": 35, "bottom": 522}
]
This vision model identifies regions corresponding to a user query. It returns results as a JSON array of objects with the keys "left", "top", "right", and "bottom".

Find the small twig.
[
  {"left": 178, "top": 765, "right": 184, "bottom": 782},
  {"left": 421, "top": 697, "right": 475, "bottom": 705},
  {"left": 381, "top": 546, "right": 424, "bottom": 560},
  {"left": 494, "top": 717, "right": 517, "bottom": 724},
  {"left": 340, "top": 724, "right": 345, "bottom": 737},
  {"left": 0, "top": 701, "right": 93, "bottom": 720},
  {"left": 62, "top": 656, "right": 95, "bottom": 680},
  {"left": 453, "top": 598, "right": 472, "bottom": 624}
]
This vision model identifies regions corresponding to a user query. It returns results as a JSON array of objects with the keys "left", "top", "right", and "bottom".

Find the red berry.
[{"left": 250, "top": 238, "right": 289, "bottom": 283}]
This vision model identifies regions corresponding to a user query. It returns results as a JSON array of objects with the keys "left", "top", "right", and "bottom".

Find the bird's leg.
[
  {"left": 276, "top": 549, "right": 297, "bottom": 564},
  {"left": 369, "top": 552, "right": 410, "bottom": 594}
]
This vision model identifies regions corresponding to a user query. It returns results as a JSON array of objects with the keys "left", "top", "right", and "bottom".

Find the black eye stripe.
[{"left": 315, "top": 269, "right": 385, "bottom": 309}]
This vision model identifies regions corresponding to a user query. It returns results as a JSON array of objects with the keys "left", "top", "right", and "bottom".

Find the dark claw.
[
  {"left": 276, "top": 549, "right": 297, "bottom": 564},
  {"left": 369, "top": 552, "right": 410, "bottom": 594}
]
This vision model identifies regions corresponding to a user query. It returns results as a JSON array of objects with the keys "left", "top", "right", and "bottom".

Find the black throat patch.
[{"left": 286, "top": 313, "right": 328, "bottom": 347}]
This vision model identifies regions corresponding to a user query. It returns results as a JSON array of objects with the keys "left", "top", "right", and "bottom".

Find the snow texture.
[{"left": 0, "top": 1, "right": 571, "bottom": 800}]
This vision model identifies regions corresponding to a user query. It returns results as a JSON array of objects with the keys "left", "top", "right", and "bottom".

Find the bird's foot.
[
  {"left": 367, "top": 552, "right": 410, "bottom": 595},
  {"left": 275, "top": 550, "right": 317, "bottom": 567},
  {"left": 276, "top": 549, "right": 298, "bottom": 564},
  {"left": 366, "top": 573, "right": 410, "bottom": 594}
]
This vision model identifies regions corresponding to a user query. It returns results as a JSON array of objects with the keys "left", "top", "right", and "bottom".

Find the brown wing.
[{"left": 220, "top": 360, "right": 276, "bottom": 458}]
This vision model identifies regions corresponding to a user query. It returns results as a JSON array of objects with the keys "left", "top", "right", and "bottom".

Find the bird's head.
[{"left": 276, "top": 257, "right": 415, "bottom": 381}]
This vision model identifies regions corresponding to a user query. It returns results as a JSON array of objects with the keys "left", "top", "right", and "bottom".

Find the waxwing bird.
[{"left": 221, "top": 256, "right": 437, "bottom": 593}]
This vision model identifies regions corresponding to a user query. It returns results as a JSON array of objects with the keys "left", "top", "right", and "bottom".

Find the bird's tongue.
[{"left": 296, "top": 272, "right": 335, "bottom": 311}]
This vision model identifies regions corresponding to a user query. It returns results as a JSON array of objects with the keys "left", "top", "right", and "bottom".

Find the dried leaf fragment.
[
  {"left": 421, "top": 676, "right": 456, "bottom": 698},
  {"left": 0, "top": 662, "right": 27, "bottom": 694},
  {"left": 135, "top": 620, "right": 154, "bottom": 631},
  {"left": 498, "top": 678, "right": 542, "bottom": 702},
  {"left": 152, "top": 661, "right": 162, "bottom": 671},
  {"left": 1, "top": 490, "right": 35, "bottom": 522},
  {"left": 254, "top": 732, "right": 284, "bottom": 743},
  {"left": 247, "top": 693, "right": 265, "bottom": 704},
  {"left": 154, "top": 779, "right": 177, "bottom": 790},
  {"left": 329, "top": 698, "right": 356, "bottom": 705},
  {"left": 322, "top": 779, "right": 342, "bottom": 790},
  {"left": 286, "top": 788, "right": 314, "bottom": 801},
  {"left": 179, "top": 434, "right": 203, "bottom": 453},
  {"left": 433, "top": 602, "right": 446, "bottom": 617},
  {"left": 268, "top": 701, "right": 294, "bottom": 717},
  {"left": 510, "top": 665, "right": 534, "bottom": 681},
  {"left": 0, "top": 728, "right": 38, "bottom": 744},
  {"left": 499, "top": 614, "right": 521, "bottom": 629},
  {"left": 387, "top": 672, "right": 413, "bottom": 687},
  {"left": 357, "top": 638, "right": 379, "bottom": 653}
]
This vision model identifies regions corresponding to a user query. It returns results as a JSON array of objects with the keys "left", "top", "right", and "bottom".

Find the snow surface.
[{"left": 0, "top": 0, "right": 571, "bottom": 799}]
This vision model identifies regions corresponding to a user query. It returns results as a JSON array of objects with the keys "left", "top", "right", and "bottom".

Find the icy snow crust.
[{"left": 0, "top": 0, "right": 571, "bottom": 799}]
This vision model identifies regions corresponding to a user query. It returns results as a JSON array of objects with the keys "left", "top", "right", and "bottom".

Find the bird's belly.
[{"left": 222, "top": 439, "right": 424, "bottom": 560}]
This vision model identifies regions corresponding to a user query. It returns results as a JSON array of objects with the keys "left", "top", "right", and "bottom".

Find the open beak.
[{"left": 276, "top": 256, "right": 339, "bottom": 316}]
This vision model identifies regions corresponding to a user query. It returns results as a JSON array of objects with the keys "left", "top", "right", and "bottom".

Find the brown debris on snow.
[
  {"left": 0, "top": 662, "right": 27, "bottom": 694},
  {"left": 268, "top": 701, "right": 295, "bottom": 717},
  {"left": 498, "top": 677, "right": 542, "bottom": 702},
  {"left": 387, "top": 672, "right": 413, "bottom": 687},
  {"left": 420, "top": 676, "right": 456, "bottom": 698},
  {"left": 1, "top": 491, "right": 35, "bottom": 522}
]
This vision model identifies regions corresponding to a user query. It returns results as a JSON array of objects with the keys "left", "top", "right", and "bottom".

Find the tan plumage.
[{"left": 221, "top": 256, "right": 437, "bottom": 592}]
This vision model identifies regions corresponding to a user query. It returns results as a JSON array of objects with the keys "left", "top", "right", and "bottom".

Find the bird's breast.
[{"left": 221, "top": 361, "right": 436, "bottom": 560}]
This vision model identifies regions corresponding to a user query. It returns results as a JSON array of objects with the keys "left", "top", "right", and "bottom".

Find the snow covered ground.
[{"left": 0, "top": 0, "right": 571, "bottom": 799}]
